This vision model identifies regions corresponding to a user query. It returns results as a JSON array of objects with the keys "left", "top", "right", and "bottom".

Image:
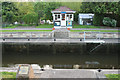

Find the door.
[{"left": 61, "top": 14, "right": 66, "bottom": 27}]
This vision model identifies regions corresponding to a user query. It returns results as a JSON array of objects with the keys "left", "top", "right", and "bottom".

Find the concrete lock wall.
[
  {"left": 0, "top": 32, "right": 119, "bottom": 39},
  {"left": 69, "top": 32, "right": 119, "bottom": 39}
]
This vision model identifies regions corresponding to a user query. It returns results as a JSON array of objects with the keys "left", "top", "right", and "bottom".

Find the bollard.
[
  {"left": 98, "top": 69, "right": 102, "bottom": 72},
  {"left": 54, "top": 39, "right": 56, "bottom": 41},
  {"left": 3, "top": 39, "right": 5, "bottom": 41},
  {"left": 28, "top": 39, "right": 30, "bottom": 41},
  {"left": 73, "top": 64, "right": 79, "bottom": 69},
  {"left": 16, "top": 64, "right": 34, "bottom": 80},
  {"left": 80, "top": 39, "right": 82, "bottom": 41}
]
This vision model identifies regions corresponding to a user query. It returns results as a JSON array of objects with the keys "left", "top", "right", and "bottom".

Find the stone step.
[{"left": 54, "top": 29, "right": 70, "bottom": 38}]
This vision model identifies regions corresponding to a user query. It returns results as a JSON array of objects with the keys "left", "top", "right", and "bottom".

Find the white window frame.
[
  {"left": 54, "top": 14, "right": 61, "bottom": 21},
  {"left": 66, "top": 14, "right": 73, "bottom": 21}
]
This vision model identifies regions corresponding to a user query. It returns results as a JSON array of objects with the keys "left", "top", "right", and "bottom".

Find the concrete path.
[
  {"left": 0, "top": 67, "right": 119, "bottom": 79},
  {"left": 1, "top": 38, "right": 119, "bottom": 43},
  {"left": 36, "top": 69, "right": 96, "bottom": 78},
  {"left": 35, "top": 69, "right": 119, "bottom": 78}
]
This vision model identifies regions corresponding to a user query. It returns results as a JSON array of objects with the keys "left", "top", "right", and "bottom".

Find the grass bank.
[
  {"left": 36, "top": 24, "right": 53, "bottom": 28},
  {"left": 1, "top": 30, "right": 118, "bottom": 32},
  {"left": 3, "top": 26, "right": 17, "bottom": 29},
  {"left": 73, "top": 25, "right": 102, "bottom": 28},
  {"left": 2, "top": 24, "right": 118, "bottom": 29},
  {"left": 105, "top": 74, "right": 120, "bottom": 80},
  {"left": 0, "top": 72, "right": 16, "bottom": 78},
  {"left": 70, "top": 30, "right": 119, "bottom": 32},
  {"left": 1, "top": 30, "right": 52, "bottom": 32}
]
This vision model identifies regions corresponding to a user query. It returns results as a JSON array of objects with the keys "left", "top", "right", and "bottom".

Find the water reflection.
[{"left": 2, "top": 43, "right": 119, "bottom": 69}]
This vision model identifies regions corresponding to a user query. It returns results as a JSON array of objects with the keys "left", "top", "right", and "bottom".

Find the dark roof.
[{"left": 52, "top": 6, "right": 75, "bottom": 12}]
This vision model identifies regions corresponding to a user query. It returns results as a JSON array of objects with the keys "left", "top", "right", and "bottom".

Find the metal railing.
[{"left": 83, "top": 31, "right": 101, "bottom": 40}]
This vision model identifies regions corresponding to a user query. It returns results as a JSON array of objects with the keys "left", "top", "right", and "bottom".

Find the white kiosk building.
[{"left": 51, "top": 6, "right": 76, "bottom": 29}]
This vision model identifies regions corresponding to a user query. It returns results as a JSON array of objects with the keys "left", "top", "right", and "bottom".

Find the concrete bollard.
[
  {"left": 97, "top": 69, "right": 102, "bottom": 72},
  {"left": 16, "top": 64, "right": 34, "bottom": 79},
  {"left": 73, "top": 64, "right": 79, "bottom": 69}
]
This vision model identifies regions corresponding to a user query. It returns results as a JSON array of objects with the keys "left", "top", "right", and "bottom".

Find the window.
[
  {"left": 67, "top": 15, "right": 69, "bottom": 17},
  {"left": 58, "top": 15, "right": 60, "bottom": 18},
  {"left": 70, "top": 15, "right": 72, "bottom": 18},
  {"left": 55, "top": 15, "right": 57, "bottom": 20},
  {"left": 62, "top": 14, "right": 65, "bottom": 20},
  {"left": 66, "top": 14, "right": 72, "bottom": 20}
]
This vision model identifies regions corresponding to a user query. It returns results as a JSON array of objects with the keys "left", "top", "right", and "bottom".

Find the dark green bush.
[
  {"left": 93, "top": 14, "right": 104, "bottom": 26},
  {"left": 103, "top": 17, "right": 117, "bottom": 27},
  {"left": 111, "top": 19, "right": 117, "bottom": 27},
  {"left": 103, "top": 17, "right": 111, "bottom": 26}
]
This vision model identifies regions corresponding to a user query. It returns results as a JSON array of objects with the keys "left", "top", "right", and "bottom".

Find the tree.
[
  {"left": 34, "top": 2, "right": 61, "bottom": 25},
  {"left": 15, "top": 2, "right": 35, "bottom": 23},
  {"left": 22, "top": 12, "right": 38, "bottom": 24},
  {"left": 80, "top": 2, "right": 120, "bottom": 15},
  {"left": 80, "top": 2, "right": 120, "bottom": 26},
  {"left": 44, "top": 2, "right": 61, "bottom": 20},
  {"left": 2, "top": 2, "right": 19, "bottom": 24},
  {"left": 34, "top": 2, "right": 45, "bottom": 25}
]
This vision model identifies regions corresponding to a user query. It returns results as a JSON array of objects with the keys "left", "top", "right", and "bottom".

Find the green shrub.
[
  {"left": 103, "top": 17, "right": 117, "bottom": 27},
  {"left": 93, "top": 14, "right": 104, "bottom": 26},
  {"left": 111, "top": 19, "right": 117, "bottom": 27},
  {"left": 103, "top": 17, "right": 111, "bottom": 26}
]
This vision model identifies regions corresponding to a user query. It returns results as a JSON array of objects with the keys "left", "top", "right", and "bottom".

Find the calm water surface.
[{"left": 2, "top": 43, "right": 119, "bottom": 69}]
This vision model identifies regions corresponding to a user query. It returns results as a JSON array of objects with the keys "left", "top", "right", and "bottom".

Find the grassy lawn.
[
  {"left": 105, "top": 74, "right": 120, "bottom": 80},
  {"left": 0, "top": 72, "right": 16, "bottom": 78},
  {"left": 36, "top": 24, "right": 53, "bottom": 28},
  {"left": 1, "top": 30, "right": 52, "bottom": 32},
  {"left": 1, "top": 30, "right": 119, "bottom": 32},
  {"left": 2, "top": 24, "right": 118, "bottom": 29},
  {"left": 70, "top": 30, "right": 119, "bottom": 32},
  {"left": 3, "top": 26, "right": 17, "bottom": 28},
  {"left": 73, "top": 25, "right": 102, "bottom": 28}
]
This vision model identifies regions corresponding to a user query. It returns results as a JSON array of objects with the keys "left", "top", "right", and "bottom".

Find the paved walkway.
[
  {"left": 0, "top": 67, "right": 118, "bottom": 79},
  {"left": 1, "top": 39, "right": 119, "bottom": 43}
]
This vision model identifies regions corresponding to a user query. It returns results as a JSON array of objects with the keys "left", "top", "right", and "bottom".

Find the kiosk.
[{"left": 51, "top": 6, "right": 76, "bottom": 29}]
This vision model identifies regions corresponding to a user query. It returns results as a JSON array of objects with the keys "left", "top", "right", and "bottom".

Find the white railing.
[{"left": 84, "top": 31, "right": 101, "bottom": 40}]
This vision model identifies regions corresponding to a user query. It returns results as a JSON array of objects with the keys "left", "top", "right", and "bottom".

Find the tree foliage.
[
  {"left": 2, "top": 2, "right": 19, "bottom": 24},
  {"left": 34, "top": 2, "right": 61, "bottom": 20},
  {"left": 80, "top": 2, "right": 120, "bottom": 26},
  {"left": 2, "top": 2, "right": 120, "bottom": 27},
  {"left": 80, "top": 2, "right": 120, "bottom": 15},
  {"left": 22, "top": 12, "right": 38, "bottom": 24}
]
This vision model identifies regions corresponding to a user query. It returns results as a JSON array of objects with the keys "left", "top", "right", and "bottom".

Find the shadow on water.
[{"left": 2, "top": 43, "right": 119, "bottom": 69}]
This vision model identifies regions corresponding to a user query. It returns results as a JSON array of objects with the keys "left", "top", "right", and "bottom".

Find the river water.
[{"left": 2, "top": 43, "right": 119, "bottom": 69}]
